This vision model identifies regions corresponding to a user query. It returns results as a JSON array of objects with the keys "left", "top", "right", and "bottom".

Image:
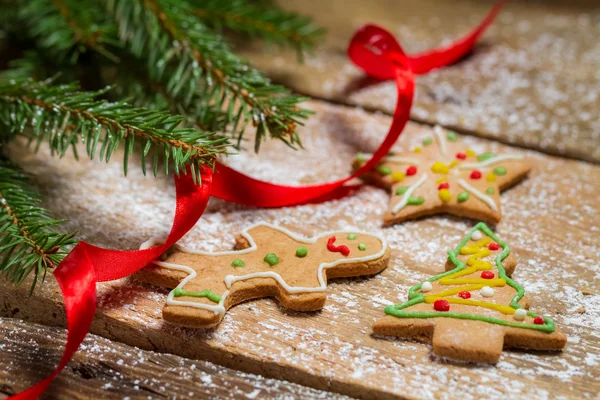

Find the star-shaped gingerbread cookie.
[
  {"left": 136, "top": 224, "right": 390, "bottom": 328},
  {"left": 353, "top": 126, "right": 531, "bottom": 224}
]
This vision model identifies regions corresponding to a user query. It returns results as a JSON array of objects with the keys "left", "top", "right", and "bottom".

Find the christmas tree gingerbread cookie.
[
  {"left": 353, "top": 126, "right": 531, "bottom": 225},
  {"left": 373, "top": 223, "right": 566, "bottom": 363},
  {"left": 136, "top": 224, "right": 390, "bottom": 328}
]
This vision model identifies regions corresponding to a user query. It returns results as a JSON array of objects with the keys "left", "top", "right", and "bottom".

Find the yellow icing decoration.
[
  {"left": 466, "top": 149, "right": 476, "bottom": 157},
  {"left": 431, "top": 161, "right": 449, "bottom": 174},
  {"left": 391, "top": 171, "right": 405, "bottom": 183},
  {"left": 424, "top": 297, "right": 516, "bottom": 315},
  {"left": 449, "top": 160, "right": 458, "bottom": 168},
  {"left": 438, "top": 188, "right": 451, "bottom": 202},
  {"left": 423, "top": 237, "right": 512, "bottom": 315},
  {"left": 436, "top": 177, "right": 447, "bottom": 184},
  {"left": 486, "top": 172, "right": 496, "bottom": 182},
  {"left": 413, "top": 147, "right": 422, "bottom": 153}
]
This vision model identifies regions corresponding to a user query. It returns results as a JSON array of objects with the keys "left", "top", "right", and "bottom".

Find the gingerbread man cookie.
[
  {"left": 373, "top": 223, "right": 566, "bottom": 363},
  {"left": 353, "top": 126, "right": 531, "bottom": 224},
  {"left": 137, "top": 224, "right": 390, "bottom": 328}
]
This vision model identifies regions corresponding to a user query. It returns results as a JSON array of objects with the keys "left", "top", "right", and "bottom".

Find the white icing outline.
[
  {"left": 458, "top": 154, "right": 524, "bottom": 170},
  {"left": 433, "top": 125, "right": 448, "bottom": 155},
  {"left": 140, "top": 223, "right": 388, "bottom": 315},
  {"left": 392, "top": 173, "right": 428, "bottom": 214},
  {"left": 458, "top": 179, "right": 498, "bottom": 211},
  {"left": 360, "top": 153, "right": 420, "bottom": 165}
]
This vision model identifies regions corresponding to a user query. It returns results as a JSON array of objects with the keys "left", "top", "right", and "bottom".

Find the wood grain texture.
[
  {"left": 1, "top": 100, "right": 599, "bottom": 399},
  {"left": 0, "top": 318, "right": 349, "bottom": 400},
  {"left": 240, "top": 0, "right": 600, "bottom": 163}
]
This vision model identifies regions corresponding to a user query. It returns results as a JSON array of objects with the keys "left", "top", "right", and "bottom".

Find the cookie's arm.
[{"left": 134, "top": 260, "right": 188, "bottom": 289}]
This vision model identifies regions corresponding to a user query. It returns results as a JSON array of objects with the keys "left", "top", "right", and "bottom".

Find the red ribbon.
[{"left": 10, "top": 4, "right": 503, "bottom": 397}]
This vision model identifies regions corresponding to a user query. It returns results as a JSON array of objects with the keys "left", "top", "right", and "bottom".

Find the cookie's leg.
[
  {"left": 431, "top": 319, "right": 504, "bottom": 363},
  {"left": 163, "top": 304, "right": 224, "bottom": 328}
]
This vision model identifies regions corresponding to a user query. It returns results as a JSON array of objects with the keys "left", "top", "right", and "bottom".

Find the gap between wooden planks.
[
  {"left": 1, "top": 100, "right": 599, "bottom": 399},
  {"left": 240, "top": 0, "right": 600, "bottom": 164},
  {"left": 0, "top": 318, "right": 350, "bottom": 399}
]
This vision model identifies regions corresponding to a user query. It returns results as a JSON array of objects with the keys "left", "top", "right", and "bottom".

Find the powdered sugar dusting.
[{"left": 7, "top": 100, "right": 600, "bottom": 398}]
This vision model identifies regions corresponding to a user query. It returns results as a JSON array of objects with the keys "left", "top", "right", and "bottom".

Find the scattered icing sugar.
[{"left": 6, "top": 98, "right": 599, "bottom": 399}]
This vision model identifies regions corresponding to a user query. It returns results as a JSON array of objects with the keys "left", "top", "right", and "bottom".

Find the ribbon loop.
[{"left": 347, "top": 24, "right": 407, "bottom": 80}]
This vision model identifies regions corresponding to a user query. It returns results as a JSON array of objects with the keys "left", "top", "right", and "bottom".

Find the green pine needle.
[
  {"left": 0, "top": 78, "right": 229, "bottom": 182},
  {"left": 105, "top": 0, "right": 313, "bottom": 151},
  {"left": 189, "top": 0, "right": 325, "bottom": 56},
  {"left": 18, "top": 0, "right": 121, "bottom": 63},
  {"left": 0, "top": 159, "right": 77, "bottom": 293}
]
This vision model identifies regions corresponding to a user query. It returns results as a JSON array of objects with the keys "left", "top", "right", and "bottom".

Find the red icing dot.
[
  {"left": 456, "top": 152, "right": 467, "bottom": 160},
  {"left": 438, "top": 182, "right": 450, "bottom": 190},
  {"left": 481, "top": 270, "right": 495, "bottom": 279},
  {"left": 434, "top": 299, "right": 450, "bottom": 312},
  {"left": 470, "top": 170, "right": 482, "bottom": 179},
  {"left": 326, "top": 236, "right": 350, "bottom": 256},
  {"left": 406, "top": 165, "right": 418, "bottom": 176},
  {"left": 488, "top": 242, "right": 500, "bottom": 251},
  {"left": 458, "top": 291, "right": 471, "bottom": 299},
  {"left": 533, "top": 316, "right": 545, "bottom": 325}
]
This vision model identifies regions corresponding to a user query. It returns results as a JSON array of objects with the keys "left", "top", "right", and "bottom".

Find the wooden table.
[{"left": 2, "top": 1, "right": 599, "bottom": 399}]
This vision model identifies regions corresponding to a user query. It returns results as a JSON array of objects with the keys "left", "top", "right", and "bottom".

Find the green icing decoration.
[
  {"left": 457, "top": 191, "right": 469, "bottom": 202},
  {"left": 347, "top": 233, "right": 357, "bottom": 240},
  {"left": 477, "top": 152, "right": 496, "bottom": 162},
  {"left": 493, "top": 166, "right": 507, "bottom": 176},
  {"left": 295, "top": 247, "right": 308, "bottom": 258},
  {"left": 172, "top": 288, "right": 221, "bottom": 303},
  {"left": 486, "top": 188, "right": 494, "bottom": 195},
  {"left": 376, "top": 165, "right": 392, "bottom": 175},
  {"left": 446, "top": 131, "right": 458, "bottom": 142},
  {"left": 384, "top": 222, "right": 556, "bottom": 333},
  {"left": 231, "top": 258, "right": 245, "bottom": 268},
  {"left": 356, "top": 152, "right": 365, "bottom": 162},
  {"left": 407, "top": 196, "right": 424, "bottom": 206},
  {"left": 422, "top": 137, "right": 433, "bottom": 146},
  {"left": 358, "top": 243, "right": 367, "bottom": 251},
  {"left": 386, "top": 151, "right": 396, "bottom": 156},
  {"left": 395, "top": 186, "right": 409, "bottom": 195},
  {"left": 264, "top": 253, "right": 280, "bottom": 266}
]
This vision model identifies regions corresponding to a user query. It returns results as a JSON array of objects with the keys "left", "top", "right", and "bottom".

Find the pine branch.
[
  {"left": 107, "top": 53, "right": 229, "bottom": 133},
  {"left": 18, "top": 0, "right": 120, "bottom": 63},
  {"left": 105, "top": 0, "right": 312, "bottom": 151},
  {"left": 188, "top": 0, "right": 325, "bottom": 56},
  {"left": 0, "top": 79, "right": 229, "bottom": 182},
  {"left": 0, "top": 158, "right": 77, "bottom": 293}
]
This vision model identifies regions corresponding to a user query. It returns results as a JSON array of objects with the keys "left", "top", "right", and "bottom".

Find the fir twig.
[
  {"left": 0, "top": 79, "right": 229, "bottom": 181},
  {"left": 189, "top": 0, "right": 325, "bottom": 56},
  {"left": 0, "top": 159, "right": 77, "bottom": 293},
  {"left": 105, "top": 0, "right": 312, "bottom": 151},
  {"left": 19, "top": 0, "right": 120, "bottom": 63}
]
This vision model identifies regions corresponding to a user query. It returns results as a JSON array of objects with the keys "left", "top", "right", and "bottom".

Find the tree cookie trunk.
[{"left": 432, "top": 319, "right": 504, "bottom": 363}]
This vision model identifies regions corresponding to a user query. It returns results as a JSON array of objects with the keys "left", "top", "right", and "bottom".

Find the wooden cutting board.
[{"left": 2, "top": 101, "right": 599, "bottom": 399}]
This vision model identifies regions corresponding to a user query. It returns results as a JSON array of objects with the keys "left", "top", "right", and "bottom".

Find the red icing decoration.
[
  {"left": 534, "top": 316, "right": 545, "bottom": 325},
  {"left": 406, "top": 165, "right": 417, "bottom": 176},
  {"left": 488, "top": 242, "right": 500, "bottom": 251},
  {"left": 438, "top": 182, "right": 450, "bottom": 190},
  {"left": 458, "top": 291, "right": 471, "bottom": 299},
  {"left": 434, "top": 299, "right": 450, "bottom": 312},
  {"left": 456, "top": 152, "right": 466, "bottom": 160},
  {"left": 327, "top": 236, "right": 350, "bottom": 256},
  {"left": 470, "top": 170, "right": 482, "bottom": 179},
  {"left": 481, "top": 270, "right": 494, "bottom": 279}
]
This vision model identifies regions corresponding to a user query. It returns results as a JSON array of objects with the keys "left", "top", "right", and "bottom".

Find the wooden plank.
[
  {"left": 0, "top": 318, "right": 350, "bottom": 399},
  {"left": 240, "top": 0, "right": 600, "bottom": 163},
  {"left": 1, "top": 100, "right": 599, "bottom": 399}
]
